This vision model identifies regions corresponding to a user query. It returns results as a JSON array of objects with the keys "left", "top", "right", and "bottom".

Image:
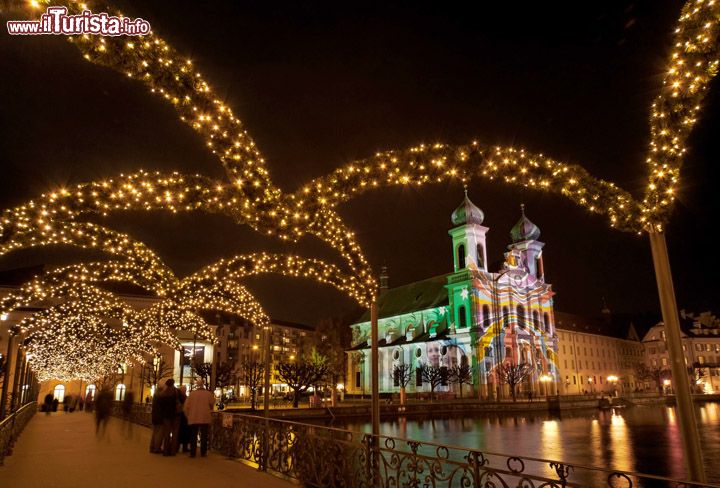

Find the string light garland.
[
  {"left": 1, "top": 0, "right": 718, "bottom": 380},
  {"left": 642, "top": 0, "right": 720, "bottom": 230}
]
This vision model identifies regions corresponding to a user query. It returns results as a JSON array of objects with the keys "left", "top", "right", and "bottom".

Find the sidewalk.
[{"left": 0, "top": 411, "right": 294, "bottom": 488}]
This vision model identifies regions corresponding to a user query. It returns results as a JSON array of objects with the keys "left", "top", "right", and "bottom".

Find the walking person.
[
  {"left": 121, "top": 390, "right": 135, "bottom": 439},
  {"left": 149, "top": 385, "right": 165, "bottom": 454},
  {"left": 158, "top": 379, "right": 180, "bottom": 456},
  {"left": 177, "top": 385, "right": 191, "bottom": 453},
  {"left": 94, "top": 386, "right": 113, "bottom": 440},
  {"left": 43, "top": 393, "right": 53, "bottom": 414},
  {"left": 184, "top": 379, "right": 215, "bottom": 458}
]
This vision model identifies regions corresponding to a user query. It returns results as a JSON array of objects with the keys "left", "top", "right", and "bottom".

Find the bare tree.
[
  {"left": 191, "top": 360, "right": 212, "bottom": 387},
  {"left": 635, "top": 363, "right": 671, "bottom": 395},
  {"left": 392, "top": 363, "right": 413, "bottom": 388},
  {"left": 496, "top": 362, "right": 533, "bottom": 402},
  {"left": 448, "top": 363, "right": 473, "bottom": 398},
  {"left": 275, "top": 360, "right": 329, "bottom": 408},
  {"left": 419, "top": 364, "right": 445, "bottom": 401},
  {"left": 391, "top": 363, "right": 413, "bottom": 405},
  {"left": 240, "top": 359, "right": 264, "bottom": 410},
  {"left": 142, "top": 356, "right": 174, "bottom": 389},
  {"left": 214, "top": 361, "right": 235, "bottom": 389},
  {"left": 314, "top": 317, "right": 353, "bottom": 396}
]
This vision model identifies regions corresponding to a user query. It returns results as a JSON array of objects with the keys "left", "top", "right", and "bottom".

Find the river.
[{"left": 329, "top": 403, "right": 720, "bottom": 483}]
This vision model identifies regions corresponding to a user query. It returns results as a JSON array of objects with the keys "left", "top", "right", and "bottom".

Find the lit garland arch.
[{"left": 4, "top": 0, "right": 715, "bottom": 241}]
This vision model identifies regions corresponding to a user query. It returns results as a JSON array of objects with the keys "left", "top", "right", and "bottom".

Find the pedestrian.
[
  {"left": 94, "top": 386, "right": 113, "bottom": 439},
  {"left": 149, "top": 385, "right": 165, "bottom": 454},
  {"left": 184, "top": 379, "right": 215, "bottom": 458},
  {"left": 177, "top": 385, "right": 191, "bottom": 453},
  {"left": 52, "top": 397, "right": 59, "bottom": 412},
  {"left": 121, "top": 390, "right": 135, "bottom": 438},
  {"left": 157, "top": 378, "right": 180, "bottom": 456},
  {"left": 43, "top": 393, "right": 53, "bottom": 414}
]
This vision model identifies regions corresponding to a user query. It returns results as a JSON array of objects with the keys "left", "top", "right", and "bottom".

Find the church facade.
[{"left": 346, "top": 194, "right": 559, "bottom": 399}]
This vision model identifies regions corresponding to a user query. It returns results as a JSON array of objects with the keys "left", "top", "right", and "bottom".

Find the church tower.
[
  {"left": 505, "top": 204, "right": 545, "bottom": 280},
  {"left": 448, "top": 190, "right": 489, "bottom": 272}
]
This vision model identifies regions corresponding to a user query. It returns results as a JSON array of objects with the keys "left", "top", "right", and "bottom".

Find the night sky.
[{"left": 1, "top": 1, "right": 718, "bottom": 327}]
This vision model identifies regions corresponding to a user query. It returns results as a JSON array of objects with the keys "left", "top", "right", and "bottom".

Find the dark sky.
[{"left": 1, "top": 0, "right": 718, "bottom": 326}]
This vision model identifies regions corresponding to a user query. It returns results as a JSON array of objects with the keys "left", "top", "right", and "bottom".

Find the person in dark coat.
[
  {"left": 157, "top": 379, "right": 179, "bottom": 456},
  {"left": 177, "top": 385, "right": 191, "bottom": 453},
  {"left": 150, "top": 385, "right": 165, "bottom": 453},
  {"left": 43, "top": 393, "right": 53, "bottom": 414},
  {"left": 94, "top": 386, "right": 113, "bottom": 439}
]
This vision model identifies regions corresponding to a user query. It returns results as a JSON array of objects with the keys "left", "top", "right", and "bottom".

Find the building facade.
[
  {"left": 554, "top": 312, "right": 644, "bottom": 395},
  {"left": 642, "top": 311, "right": 720, "bottom": 394},
  {"left": 347, "top": 195, "right": 560, "bottom": 399},
  {"left": 0, "top": 283, "right": 313, "bottom": 407}
]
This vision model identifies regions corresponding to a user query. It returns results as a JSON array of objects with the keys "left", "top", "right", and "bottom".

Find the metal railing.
[
  {"left": 209, "top": 412, "right": 720, "bottom": 488},
  {"left": 0, "top": 401, "right": 37, "bottom": 465}
]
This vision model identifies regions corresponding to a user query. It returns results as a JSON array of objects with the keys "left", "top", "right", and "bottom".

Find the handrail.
[
  {"left": 0, "top": 401, "right": 37, "bottom": 466},
  {"left": 217, "top": 411, "right": 720, "bottom": 487}
]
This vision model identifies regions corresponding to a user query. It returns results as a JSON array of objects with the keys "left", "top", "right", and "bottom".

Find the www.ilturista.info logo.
[{"left": 7, "top": 6, "right": 151, "bottom": 36}]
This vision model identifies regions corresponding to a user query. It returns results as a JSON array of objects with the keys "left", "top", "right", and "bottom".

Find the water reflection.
[{"left": 337, "top": 403, "right": 720, "bottom": 483}]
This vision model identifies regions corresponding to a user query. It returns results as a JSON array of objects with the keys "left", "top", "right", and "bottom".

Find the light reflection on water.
[{"left": 336, "top": 402, "right": 720, "bottom": 482}]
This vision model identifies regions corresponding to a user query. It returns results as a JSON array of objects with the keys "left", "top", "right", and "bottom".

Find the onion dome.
[
  {"left": 451, "top": 190, "right": 484, "bottom": 226},
  {"left": 510, "top": 204, "right": 540, "bottom": 242}
]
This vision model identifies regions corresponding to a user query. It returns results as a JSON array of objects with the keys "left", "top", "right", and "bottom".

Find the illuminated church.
[{"left": 346, "top": 193, "right": 558, "bottom": 399}]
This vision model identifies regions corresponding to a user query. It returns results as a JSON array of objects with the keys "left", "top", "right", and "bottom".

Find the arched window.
[
  {"left": 516, "top": 304, "right": 526, "bottom": 328},
  {"left": 502, "top": 306, "right": 509, "bottom": 328},
  {"left": 476, "top": 244, "right": 485, "bottom": 269},
  {"left": 458, "top": 305, "right": 467, "bottom": 328},
  {"left": 482, "top": 305, "right": 491, "bottom": 328},
  {"left": 532, "top": 310, "right": 540, "bottom": 330},
  {"left": 53, "top": 384, "right": 65, "bottom": 402},
  {"left": 115, "top": 384, "right": 126, "bottom": 401},
  {"left": 457, "top": 244, "right": 466, "bottom": 269},
  {"left": 544, "top": 313, "right": 551, "bottom": 334},
  {"left": 505, "top": 346, "right": 513, "bottom": 360}
]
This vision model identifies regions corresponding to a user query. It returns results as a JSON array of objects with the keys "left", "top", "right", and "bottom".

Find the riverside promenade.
[{"left": 0, "top": 411, "right": 293, "bottom": 488}]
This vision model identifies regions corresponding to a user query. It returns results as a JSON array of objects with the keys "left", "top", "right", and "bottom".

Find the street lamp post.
[{"left": 649, "top": 231, "right": 705, "bottom": 483}]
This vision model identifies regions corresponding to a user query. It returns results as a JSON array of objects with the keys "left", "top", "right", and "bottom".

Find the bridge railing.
[
  {"left": 209, "top": 412, "right": 720, "bottom": 488},
  {"left": 0, "top": 401, "right": 37, "bottom": 465}
]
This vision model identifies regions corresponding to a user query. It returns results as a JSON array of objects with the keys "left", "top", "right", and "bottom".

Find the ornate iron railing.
[
  {"left": 0, "top": 401, "right": 37, "bottom": 465},
  {"left": 210, "top": 412, "right": 720, "bottom": 488}
]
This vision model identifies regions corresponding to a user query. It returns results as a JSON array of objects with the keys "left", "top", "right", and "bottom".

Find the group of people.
[{"left": 150, "top": 378, "right": 215, "bottom": 458}]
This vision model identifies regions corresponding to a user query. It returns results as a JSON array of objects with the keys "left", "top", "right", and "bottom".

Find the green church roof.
[{"left": 356, "top": 274, "right": 450, "bottom": 322}]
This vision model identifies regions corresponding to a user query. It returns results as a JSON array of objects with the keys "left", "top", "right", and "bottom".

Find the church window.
[
  {"left": 502, "top": 307, "right": 510, "bottom": 328},
  {"left": 516, "top": 305, "right": 526, "bottom": 328},
  {"left": 533, "top": 310, "right": 540, "bottom": 330},
  {"left": 482, "top": 305, "right": 491, "bottom": 328},
  {"left": 457, "top": 244, "right": 466, "bottom": 269},
  {"left": 476, "top": 244, "right": 485, "bottom": 268},
  {"left": 415, "top": 367, "right": 423, "bottom": 386},
  {"left": 505, "top": 346, "right": 512, "bottom": 360},
  {"left": 415, "top": 348, "right": 422, "bottom": 358},
  {"left": 461, "top": 355, "right": 469, "bottom": 367},
  {"left": 393, "top": 349, "right": 400, "bottom": 361},
  {"left": 458, "top": 306, "right": 467, "bottom": 328},
  {"left": 355, "top": 371, "right": 361, "bottom": 388}
]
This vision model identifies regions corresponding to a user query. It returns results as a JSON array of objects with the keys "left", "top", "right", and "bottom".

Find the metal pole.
[
  {"left": 0, "top": 331, "right": 15, "bottom": 418},
  {"left": 371, "top": 301, "right": 379, "bottom": 438},
  {"left": 10, "top": 344, "right": 24, "bottom": 412},
  {"left": 649, "top": 231, "right": 706, "bottom": 483},
  {"left": 262, "top": 325, "right": 271, "bottom": 471},
  {"left": 178, "top": 347, "right": 184, "bottom": 389},
  {"left": 263, "top": 326, "right": 271, "bottom": 413},
  {"left": 20, "top": 357, "right": 30, "bottom": 405}
]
